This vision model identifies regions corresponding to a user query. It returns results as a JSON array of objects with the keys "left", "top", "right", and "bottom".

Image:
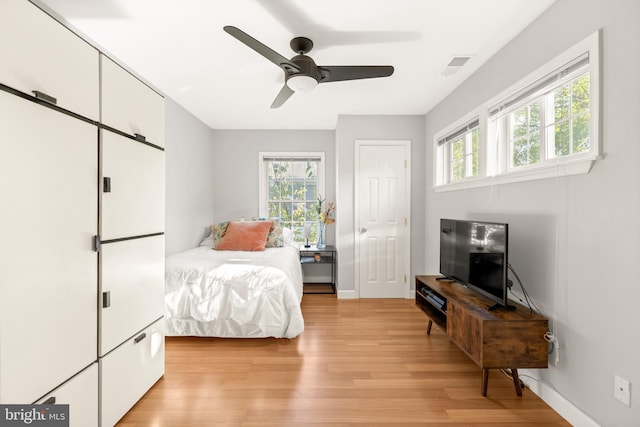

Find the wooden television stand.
[{"left": 415, "top": 275, "right": 548, "bottom": 396}]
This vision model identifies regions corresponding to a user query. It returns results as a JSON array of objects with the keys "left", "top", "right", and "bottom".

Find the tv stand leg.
[
  {"left": 426, "top": 319, "right": 433, "bottom": 335},
  {"left": 481, "top": 369, "right": 523, "bottom": 396},
  {"left": 482, "top": 369, "right": 489, "bottom": 396},
  {"left": 511, "top": 369, "right": 522, "bottom": 396}
]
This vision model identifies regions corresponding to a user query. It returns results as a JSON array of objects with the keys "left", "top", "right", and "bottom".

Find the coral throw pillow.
[{"left": 216, "top": 220, "right": 273, "bottom": 251}]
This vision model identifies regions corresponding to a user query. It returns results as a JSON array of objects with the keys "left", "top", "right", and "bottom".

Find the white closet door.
[
  {"left": 101, "top": 55, "right": 165, "bottom": 147},
  {"left": 100, "top": 236, "right": 165, "bottom": 356},
  {"left": 0, "top": 0, "right": 99, "bottom": 119},
  {"left": 0, "top": 92, "right": 98, "bottom": 403},
  {"left": 36, "top": 364, "right": 98, "bottom": 427},
  {"left": 101, "top": 130, "right": 165, "bottom": 240},
  {"left": 101, "top": 319, "right": 164, "bottom": 427}
]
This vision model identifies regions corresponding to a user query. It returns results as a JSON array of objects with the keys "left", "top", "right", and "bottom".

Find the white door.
[
  {"left": 0, "top": 91, "right": 98, "bottom": 403},
  {"left": 101, "top": 130, "right": 165, "bottom": 240},
  {"left": 355, "top": 141, "right": 410, "bottom": 298}
]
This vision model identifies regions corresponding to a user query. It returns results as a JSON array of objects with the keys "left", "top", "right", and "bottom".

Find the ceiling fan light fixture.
[{"left": 286, "top": 74, "right": 318, "bottom": 92}]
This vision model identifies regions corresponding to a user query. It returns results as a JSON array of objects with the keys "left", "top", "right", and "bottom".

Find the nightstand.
[{"left": 299, "top": 245, "right": 337, "bottom": 294}]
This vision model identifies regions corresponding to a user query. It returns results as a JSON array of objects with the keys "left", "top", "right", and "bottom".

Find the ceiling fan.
[{"left": 223, "top": 26, "right": 395, "bottom": 108}]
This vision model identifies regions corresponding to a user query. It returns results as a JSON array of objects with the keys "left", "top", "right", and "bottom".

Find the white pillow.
[
  {"left": 199, "top": 231, "right": 214, "bottom": 248},
  {"left": 282, "top": 227, "right": 294, "bottom": 244}
]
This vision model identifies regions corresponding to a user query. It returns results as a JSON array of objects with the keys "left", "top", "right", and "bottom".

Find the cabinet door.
[
  {"left": 36, "top": 364, "right": 98, "bottom": 427},
  {"left": 101, "top": 55, "right": 165, "bottom": 147},
  {"left": 0, "top": 92, "right": 98, "bottom": 403},
  {"left": 447, "top": 302, "right": 482, "bottom": 365},
  {"left": 100, "top": 236, "right": 165, "bottom": 356},
  {"left": 101, "top": 319, "right": 164, "bottom": 427},
  {"left": 0, "top": 0, "right": 99, "bottom": 119},
  {"left": 101, "top": 130, "right": 165, "bottom": 240}
]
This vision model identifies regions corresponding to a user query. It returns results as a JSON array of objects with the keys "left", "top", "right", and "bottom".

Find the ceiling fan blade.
[
  {"left": 223, "top": 26, "right": 300, "bottom": 72},
  {"left": 271, "top": 84, "right": 295, "bottom": 109},
  {"left": 257, "top": 0, "right": 419, "bottom": 50},
  {"left": 319, "top": 66, "right": 394, "bottom": 83}
]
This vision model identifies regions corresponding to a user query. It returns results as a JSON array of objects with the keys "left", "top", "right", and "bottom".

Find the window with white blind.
[
  {"left": 258, "top": 152, "right": 325, "bottom": 242},
  {"left": 435, "top": 117, "right": 480, "bottom": 186},
  {"left": 433, "top": 31, "right": 599, "bottom": 191},
  {"left": 488, "top": 53, "right": 595, "bottom": 174}
]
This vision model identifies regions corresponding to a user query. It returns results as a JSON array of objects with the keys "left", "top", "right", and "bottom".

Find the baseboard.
[
  {"left": 519, "top": 370, "right": 600, "bottom": 427},
  {"left": 337, "top": 289, "right": 357, "bottom": 299}
]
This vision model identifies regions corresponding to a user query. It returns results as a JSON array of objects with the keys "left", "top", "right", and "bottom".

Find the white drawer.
[
  {"left": 101, "top": 129, "right": 165, "bottom": 240},
  {"left": 100, "top": 319, "right": 164, "bottom": 427},
  {"left": 101, "top": 55, "right": 164, "bottom": 147},
  {"left": 0, "top": 0, "right": 99, "bottom": 119},
  {"left": 35, "top": 364, "right": 98, "bottom": 427},
  {"left": 100, "top": 236, "right": 165, "bottom": 356}
]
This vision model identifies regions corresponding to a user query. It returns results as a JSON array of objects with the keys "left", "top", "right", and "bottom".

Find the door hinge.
[
  {"left": 404, "top": 160, "right": 408, "bottom": 168},
  {"left": 94, "top": 235, "right": 101, "bottom": 252},
  {"left": 404, "top": 274, "right": 407, "bottom": 284},
  {"left": 404, "top": 217, "right": 408, "bottom": 226}
]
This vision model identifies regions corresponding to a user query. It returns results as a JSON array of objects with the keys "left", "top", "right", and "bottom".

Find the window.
[
  {"left": 258, "top": 152, "right": 325, "bottom": 242},
  {"left": 433, "top": 31, "right": 599, "bottom": 192},
  {"left": 491, "top": 55, "right": 592, "bottom": 172},
  {"left": 435, "top": 118, "right": 480, "bottom": 186}
]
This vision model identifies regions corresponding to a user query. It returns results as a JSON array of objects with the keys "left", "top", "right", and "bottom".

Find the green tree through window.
[{"left": 266, "top": 158, "right": 320, "bottom": 242}]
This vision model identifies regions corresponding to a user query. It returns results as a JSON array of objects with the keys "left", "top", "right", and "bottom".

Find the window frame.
[
  {"left": 434, "top": 115, "right": 483, "bottom": 187},
  {"left": 258, "top": 151, "right": 326, "bottom": 242},
  {"left": 433, "top": 30, "right": 600, "bottom": 192},
  {"left": 493, "top": 61, "right": 593, "bottom": 174}
]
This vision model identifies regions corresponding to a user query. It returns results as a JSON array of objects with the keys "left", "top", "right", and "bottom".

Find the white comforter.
[{"left": 164, "top": 245, "right": 304, "bottom": 338}]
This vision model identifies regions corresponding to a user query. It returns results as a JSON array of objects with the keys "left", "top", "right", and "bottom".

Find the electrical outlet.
[{"left": 614, "top": 375, "right": 631, "bottom": 407}]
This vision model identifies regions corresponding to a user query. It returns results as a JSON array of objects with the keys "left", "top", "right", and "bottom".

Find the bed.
[{"left": 164, "top": 233, "right": 304, "bottom": 339}]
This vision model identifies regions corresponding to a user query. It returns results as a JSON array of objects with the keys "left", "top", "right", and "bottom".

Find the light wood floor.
[{"left": 117, "top": 295, "right": 570, "bottom": 426}]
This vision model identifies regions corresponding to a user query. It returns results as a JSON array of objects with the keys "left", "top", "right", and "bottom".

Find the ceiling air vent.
[{"left": 441, "top": 56, "right": 471, "bottom": 77}]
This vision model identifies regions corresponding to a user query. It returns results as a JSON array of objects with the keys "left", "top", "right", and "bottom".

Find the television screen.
[{"left": 440, "top": 218, "right": 509, "bottom": 307}]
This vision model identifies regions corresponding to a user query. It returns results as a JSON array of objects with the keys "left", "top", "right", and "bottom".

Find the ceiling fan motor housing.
[{"left": 285, "top": 54, "right": 324, "bottom": 83}]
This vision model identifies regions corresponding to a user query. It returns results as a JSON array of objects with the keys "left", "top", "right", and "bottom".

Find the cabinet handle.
[
  {"left": 42, "top": 396, "right": 56, "bottom": 405},
  {"left": 32, "top": 90, "right": 57, "bottom": 105},
  {"left": 103, "top": 177, "right": 111, "bottom": 193},
  {"left": 102, "top": 291, "right": 110, "bottom": 308},
  {"left": 134, "top": 133, "right": 146, "bottom": 142},
  {"left": 134, "top": 332, "right": 147, "bottom": 344}
]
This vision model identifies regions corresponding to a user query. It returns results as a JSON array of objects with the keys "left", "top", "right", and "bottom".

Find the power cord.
[
  {"left": 545, "top": 331, "right": 560, "bottom": 364},
  {"left": 507, "top": 263, "right": 543, "bottom": 315},
  {"left": 507, "top": 264, "right": 558, "bottom": 363}
]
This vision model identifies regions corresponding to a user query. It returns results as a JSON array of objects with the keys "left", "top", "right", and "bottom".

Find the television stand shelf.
[{"left": 415, "top": 275, "right": 548, "bottom": 396}]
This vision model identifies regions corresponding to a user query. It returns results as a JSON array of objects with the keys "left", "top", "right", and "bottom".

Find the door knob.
[{"left": 359, "top": 228, "right": 367, "bottom": 234}]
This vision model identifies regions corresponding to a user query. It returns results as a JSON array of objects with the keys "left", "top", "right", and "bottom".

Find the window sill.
[{"left": 434, "top": 156, "right": 597, "bottom": 192}]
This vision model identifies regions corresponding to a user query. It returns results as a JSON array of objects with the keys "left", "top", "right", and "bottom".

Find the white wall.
[
  {"left": 165, "top": 99, "right": 216, "bottom": 255},
  {"left": 210, "top": 129, "right": 336, "bottom": 227},
  {"left": 424, "top": 0, "right": 639, "bottom": 425},
  {"left": 335, "top": 115, "right": 426, "bottom": 296}
]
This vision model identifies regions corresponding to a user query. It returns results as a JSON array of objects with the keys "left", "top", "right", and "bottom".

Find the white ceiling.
[{"left": 34, "top": 0, "right": 555, "bottom": 130}]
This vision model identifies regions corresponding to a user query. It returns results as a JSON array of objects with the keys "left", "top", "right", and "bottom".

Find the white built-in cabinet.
[
  {"left": 101, "top": 130, "right": 165, "bottom": 240},
  {"left": 0, "top": 0, "right": 99, "bottom": 120},
  {"left": 101, "top": 56, "right": 165, "bottom": 148},
  {"left": 0, "top": 90, "right": 99, "bottom": 406},
  {"left": 0, "top": 1, "right": 165, "bottom": 426}
]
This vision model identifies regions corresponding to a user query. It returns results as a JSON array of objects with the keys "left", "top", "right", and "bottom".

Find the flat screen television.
[{"left": 439, "top": 218, "right": 510, "bottom": 309}]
